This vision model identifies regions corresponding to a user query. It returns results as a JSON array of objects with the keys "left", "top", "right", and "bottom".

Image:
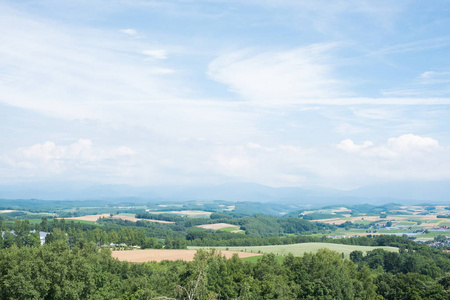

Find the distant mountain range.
[{"left": 0, "top": 181, "right": 448, "bottom": 205}]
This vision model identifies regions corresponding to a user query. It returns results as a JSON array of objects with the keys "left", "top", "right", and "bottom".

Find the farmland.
[
  {"left": 2, "top": 199, "right": 450, "bottom": 299},
  {"left": 111, "top": 249, "right": 261, "bottom": 262},
  {"left": 190, "top": 243, "right": 399, "bottom": 259},
  {"left": 197, "top": 222, "right": 243, "bottom": 232},
  {"left": 197, "top": 223, "right": 238, "bottom": 230},
  {"left": 63, "top": 214, "right": 174, "bottom": 224}
]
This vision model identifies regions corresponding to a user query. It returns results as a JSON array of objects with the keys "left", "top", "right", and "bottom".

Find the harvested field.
[
  {"left": 63, "top": 214, "right": 174, "bottom": 224},
  {"left": 190, "top": 243, "right": 398, "bottom": 259},
  {"left": 198, "top": 223, "right": 238, "bottom": 230},
  {"left": 63, "top": 214, "right": 108, "bottom": 222},
  {"left": 170, "top": 210, "right": 212, "bottom": 216},
  {"left": 0, "top": 210, "right": 18, "bottom": 213},
  {"left": 313, "top": 218, "right": 348, "bottom": 225},
  {"left": 331, "top": 208, "right": 351, "bottom": 213},
  {"left": 111, "top": 249, "right": 261, "bottom": 262}
]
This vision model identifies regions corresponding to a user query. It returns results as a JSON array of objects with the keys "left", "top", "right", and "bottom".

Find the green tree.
[
  {"left": 350, "top": 250, "right": 364, "bottom": 264},
  {"left": 40, "top": 217, "right": 48, "bottom": 232},
  {"left": 45, "top": 228, "right": 67, "bottom": 244}
]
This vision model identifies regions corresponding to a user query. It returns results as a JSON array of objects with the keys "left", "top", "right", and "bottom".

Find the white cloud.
[
  {"left": 337, "top": 139, "right": 373, "bottom": 153},
  {"left": 120, "top": 28, "right": 143, "bottom": 38},
  {"left": 208, "top": 44, "right": 347, "bottom": 103},
  {"left": 337, "top": 134, "right": 440, "bottom": 157},
  {"left": 386, "top": 134, "right": 439, "bottom": 153},
  {"left": 142, "top": 49, "right": 167, "bottom": 59},
  {"left": 330, "top": 134, "right": 450, "bottom": 186},
  {"left": 8, "top": 139, "right": 135, "bottom": 176},
  {"left": 208, "top": 45, "right": 450, "bottom": 105}
]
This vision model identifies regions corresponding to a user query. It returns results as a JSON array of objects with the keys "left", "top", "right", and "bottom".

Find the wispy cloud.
[
  {"left": 382, "top": 70, "right": 450, "bottom": 97},
  {"left": 142, "top": 49, "right": 167, "bottom": 59},
  {"left": 120, "top": 28, "right": 143, "bottom": 38},
  {"left": 369, "top": 36, "right": 450, "bottom": 57},
  {"left": 0, "top": 6, "right": 183, "bottom": 120},
  {"left": 208, "top": 43, "right": 349, "bottom": 103}
]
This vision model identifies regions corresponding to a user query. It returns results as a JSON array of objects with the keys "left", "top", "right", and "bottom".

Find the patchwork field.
[
  {"left": 190, "top": 243, "right": 399, "bottom": 259},
  {"left": 63, "top": 214, "right": 174, "bottom": 224},
  {"left": 313, "top": 213, "right": 450, "bottom": 229},
  {"left": 197, "top": 223, "right": 244, "bottom": 233},
  {"left": 111, "top": 249, "right": 261, "bottom": 262}
]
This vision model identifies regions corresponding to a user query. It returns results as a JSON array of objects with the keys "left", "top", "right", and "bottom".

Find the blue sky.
[{"left": 1, "top": 0, "right": 450, "bottom": 189}]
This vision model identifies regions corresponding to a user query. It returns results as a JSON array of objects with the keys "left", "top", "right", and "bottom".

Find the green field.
[
  {"left": 396, "top": 221, "right": 416, "bottom": 226},
  {"left": 241, "top": 255, "right": 284, "bottom": 263},
  {"left": 218, "top": 227, "right": 244, "bottom": 234},
  {"left": 218, "top": 226, "right": 238, "bottom": 232},
  {"left": 190, "top": 243, "right": 398, "bottom": 259}
]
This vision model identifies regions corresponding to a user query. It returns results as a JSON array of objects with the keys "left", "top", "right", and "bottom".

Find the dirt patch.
[
  {"left": 112, "top": 249, "right": 261, "bottom": 262},
  {"left": 198, "top": 223, "right": 238, "bottom": 230},
  {"left": 63, "top": 214, "right": 174, "bottom": 224}
]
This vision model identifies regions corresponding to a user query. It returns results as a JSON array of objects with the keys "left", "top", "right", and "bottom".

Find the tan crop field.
[
  {"left": 190, "top": 243, "right": 398, "bottom": 259},
  {"left": 111, "top": 249, "right": 261, "bottom": 262},
  {"left": 63, "top": 214, "right": 174, "bottom": 224},
  {"left": 170, "top": 210, "right": 212, "bottom": 216},
  {"left": 0, "top": 210, "right": 18, "bottom": 213},
  {"left": 198, "top": 223, "right": 239, "bottom": 230}
]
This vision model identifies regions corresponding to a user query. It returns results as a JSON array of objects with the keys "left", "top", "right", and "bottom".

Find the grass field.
[
  {"left": 189, "top": 243, "right": 398, "bottom": 259},
  {"left": 241, "top": 255, "right": 284, "bottom": 263},
  {"left": 218, "top": 226, "right": 238, "bottom": 232}
]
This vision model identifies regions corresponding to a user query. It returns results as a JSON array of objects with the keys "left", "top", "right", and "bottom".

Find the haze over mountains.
[{"left": 0, "top": 181, "right": 448, "bottom": 205}]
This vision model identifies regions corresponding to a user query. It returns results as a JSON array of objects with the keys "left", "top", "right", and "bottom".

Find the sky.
[{"left": 1, "top": 0, "right": 450, "bottom": 190}]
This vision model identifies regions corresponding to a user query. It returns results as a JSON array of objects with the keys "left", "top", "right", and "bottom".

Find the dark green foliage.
[
  {"left": 135, "top": 212, "right": 185, "bottom": 222},
  {"left": 277, "top": 217, "right": 321, "bottom": 233},
  {"left": 350, "top": 250, "right": 364, "bottom": 263},
  {"left": 302, "top": 212, "right": 336, "bottom": 220},
  {"left": 240, "top": 215, "right": 283, "bottom": 237},
  {"left": 0, "top": 240, "right": 449, "bottom": 299},
  {"left": 2, "top": 211, "right": 27, "bottom": 218},
  {"left": 210, "top": 212, "right": 232, "bottom": 219},
  {"left": 375, "top": 272, "right": 447, "bottom": 300}
]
